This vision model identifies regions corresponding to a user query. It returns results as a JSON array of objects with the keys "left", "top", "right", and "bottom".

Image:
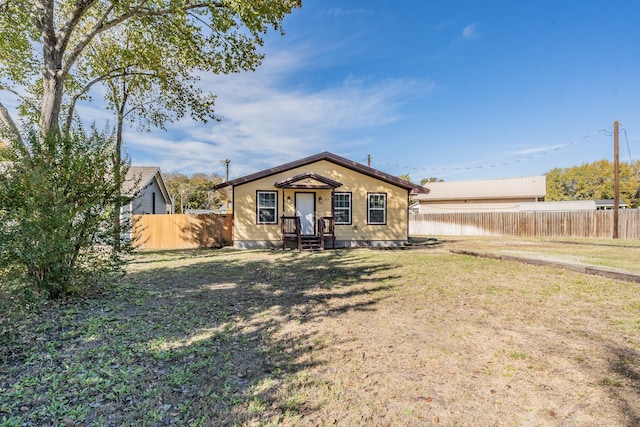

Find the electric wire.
[
  {"left": 370, "top": 127, "right": 634, "bottom": 175},
  {"left": 622, "top": 127, "right": 633, "bottom": 163},
  {"left": 621, "top": 125, "right": 640, "bottom": 180}
]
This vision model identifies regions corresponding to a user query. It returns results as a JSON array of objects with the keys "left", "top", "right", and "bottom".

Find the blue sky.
[{"left": 124, "top": 1, "right": 640, "bottom": 182}]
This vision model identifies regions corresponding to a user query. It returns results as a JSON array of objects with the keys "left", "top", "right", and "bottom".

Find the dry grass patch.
[{"left": 1, "top": 244, "right": 639, "bottom": 426}]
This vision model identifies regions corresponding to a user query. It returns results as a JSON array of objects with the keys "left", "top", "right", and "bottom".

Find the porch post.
[
  {"left": 282, "top": 188, "right": 285, "bottom": 215},
  {"left": 331, "top": 189, "right": 335, "bottom": 218},
  {"left": 331, "top": 189, "right": 336, "bottom": 249}
]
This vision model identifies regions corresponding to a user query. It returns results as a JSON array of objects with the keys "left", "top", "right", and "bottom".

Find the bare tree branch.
[
  {"left": 0, "top": 85, "right": 39, "bottom": 114},
  {"left": 63, "top": 68, "right": 157, "bottom": 133},
  {"left": 56, "top": 0, "right": 98, "bottom": 55},
  {"left": 62, "top": 2, "right": 116, "bottom": 76},
  {"left": 0, "top": 101, "right": 23, "bottom": 145},
  {"left": 62, "top": 1, "right": 225, "bottom": 76}
]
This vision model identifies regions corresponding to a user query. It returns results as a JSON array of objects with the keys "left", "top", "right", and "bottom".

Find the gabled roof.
[
  {"left": 124, "top": 166, "right": 172, "bottom": 204},
  {"left": 414, "top": 176, "right": 546, "bottom": 201},
  {"left": 214, "top": 151, "right": 428, "bottom": 194},
  {"left": 275, "top": 172, "right": 343, "bottom": 189}
]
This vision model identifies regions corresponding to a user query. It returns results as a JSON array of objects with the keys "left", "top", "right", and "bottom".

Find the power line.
[
  {"left": 374, "top": 128, "right": 616, "bottom": 174},
  {"left": 620, "top": 125, "right": 640, "bottom": 179},
  {"left": 621, "top": 127, "right": 633, "bottom": 163}
]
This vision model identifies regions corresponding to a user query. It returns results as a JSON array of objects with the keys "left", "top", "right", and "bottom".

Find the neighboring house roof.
[
  {"left": 2, "top": 163, "right": 174, "bottom": 207},
  {"left": 414, "top": 176, "right": 546, "bottom": 201},
  {"left": 124, "top": 166, "right": 173, "bottom": 205},
  {"left": 594, "top": 199, "right": 630, "bottom": 209},
  {"left": 214, "top": 151, "right": 429, "bottom": 195}
]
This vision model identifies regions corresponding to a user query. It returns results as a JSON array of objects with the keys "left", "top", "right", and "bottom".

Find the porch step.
[{"left": 300, "top": 236, "right": 322, "bottom": 251}]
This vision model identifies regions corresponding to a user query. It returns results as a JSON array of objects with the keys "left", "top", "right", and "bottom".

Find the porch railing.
[
  {"left": 281, "top": 216, "right": 302, "bottom": 250},
  {"left": 318, "top": 216, "right": 336, "bottom": 249},
  {"left": 281, "top": 215, "right": 335, "bottom": 250}
]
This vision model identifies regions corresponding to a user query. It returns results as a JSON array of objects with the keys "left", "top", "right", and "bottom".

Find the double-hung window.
[
  {"left": 334, "top": 192, "right": 352, "bottom": 224},
  {"left": 367, "top": 193, "right": 386, "bottom": 225},
  {"left": 257, "top": 191, "right": 277, "bottom": 224}
]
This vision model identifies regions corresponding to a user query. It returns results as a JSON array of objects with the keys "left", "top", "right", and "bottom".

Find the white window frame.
[
  {"left": 256, "top": 191, "right": 277, "bottom": 224},
  {"left": 334, "top": 192, "right": 352, "bottom": 224},
  {"left": 367, "top": 193, "right": 386, "bottom": 225}
]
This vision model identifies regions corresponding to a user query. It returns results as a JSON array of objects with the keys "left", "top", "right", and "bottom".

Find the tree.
[
  {"left": 0, "top": 128, "right": 132, "bottom": 300},
  {"left": 0, "top": 0, "right": 301, "bottom": 141},
  {"left": 164, "top": 172, "right": 224, "bottom": 213},
  {"left": 398, "top": 173, "right": 412, "bottom": 183},
  {"left": 0, "top": 140, "right": 9, "bottom": 160},
  {"left": 420, "top": 177, "right": 443, "bottom": 186},
  {"left": 0, "top": 0, "right": 299, "bottom": 290},
  {"left": 545, "top": 159, "right": 640, "bottom": 207}
]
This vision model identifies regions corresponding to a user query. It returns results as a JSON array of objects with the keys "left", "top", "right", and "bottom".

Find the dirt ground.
[
  {"left": 1, "top": 241, "right": 639, "bottom": 426},
  {"left": 259, "top": 246, "right": 640, "bottom": 426}
]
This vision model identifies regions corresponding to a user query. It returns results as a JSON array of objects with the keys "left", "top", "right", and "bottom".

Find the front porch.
[
  {"left": 281, "top": 215, "right": 336, "bottom": 251},
  {"left": 276, "top": 172, "right": 342, "bottom": 251}
]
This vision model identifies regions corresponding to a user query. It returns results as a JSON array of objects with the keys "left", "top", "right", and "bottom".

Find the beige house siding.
[
  {"left": 232, "top": 160, "right": 410, "bottom": 247},
  {"left": 418, "top": 197, "right": 540, "bottom": 213},
  {"left": 416, "top": 176, "right": 546, "bottom": 213}
]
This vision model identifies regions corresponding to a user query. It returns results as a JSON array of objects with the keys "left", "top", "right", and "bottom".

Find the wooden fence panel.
[
  {"left": 409, "top": 210, "right": 640, "bottom": 239},
  {"left": 132, "top": 214, "right": 232, "bottom": 249}
]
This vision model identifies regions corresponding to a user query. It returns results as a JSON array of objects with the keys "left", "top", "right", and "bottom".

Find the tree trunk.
[
  {"left": 112, "top": 80, "right": 128, "bottom": 253},
  {"left": 38, "top": 0, "right": 65, "bottom": 139},
  {"left": 40, "top": 68, "right": 65, "bottom": 139}
]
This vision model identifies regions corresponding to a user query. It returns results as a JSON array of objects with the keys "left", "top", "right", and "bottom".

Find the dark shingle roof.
[
  {"left": 124, "top": 166, "right": 172, "bottom": 204},
  {"left": 214, "top": 151, "right": 428, "bottom": 194}
]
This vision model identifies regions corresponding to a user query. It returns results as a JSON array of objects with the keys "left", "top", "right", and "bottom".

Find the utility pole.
[
  {"left": 221, "top": 159, "right": 231, "bottom": 213},
  {"left": 222, "top": 159, "right": 230, "bottom": 182},
  {"left": 613, "top": 121, "right": 620, "bottom": 239}
]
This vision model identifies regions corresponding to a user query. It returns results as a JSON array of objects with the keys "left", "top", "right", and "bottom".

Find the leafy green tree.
[
  {"left": 165, "top": 172, "right": 224, "bottom": 213},
  {"left": 189, "top": 173, "right": 225, "bottom": 211},
  {"left": 0, "top": 0, "right": 298, "bottom": 295},
  {"left": 398, "top": 173, "right": 412, "bottom": 183},
  {"left": 0, "top": 128, "right": 132, "bottom": 300},
  {"left": 0, "top": 140, "right": 9, "bottom": 160},
  {"left": 420, "top": 177, "right": 443, "bottom": 185},
  {"left": 546, "top": 159, "right": 640, "bottom": 207},
  {"left": 0, "top": 0, "right": 301, "bottom": 141}
]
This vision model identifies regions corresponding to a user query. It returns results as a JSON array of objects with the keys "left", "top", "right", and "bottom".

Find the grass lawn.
[
  {"left": 1, "top": 242, "right": 639, "bottom": 426},
  {"left": 438, "top": 236, "right": 640, "bottom": 275}
]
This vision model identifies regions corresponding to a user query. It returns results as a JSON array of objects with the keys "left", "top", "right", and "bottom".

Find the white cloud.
[
  {"left": 511, "top": 144, "right": 566, "bottom": 156},
  {"left": 461, "top": 24, "right": 479, "bottom": 40},
  {"left": 124, "top": 44, "right": 436, "bottom": 177}
]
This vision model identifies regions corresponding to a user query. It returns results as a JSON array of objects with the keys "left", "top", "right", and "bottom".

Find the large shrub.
[{"left": 0, "top": 129, "right": 133, "bottom": 300}]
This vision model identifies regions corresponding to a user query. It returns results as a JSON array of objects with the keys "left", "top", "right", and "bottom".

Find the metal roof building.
[{"left": 414, "top": 176, "right": 546, "bottom": 213}]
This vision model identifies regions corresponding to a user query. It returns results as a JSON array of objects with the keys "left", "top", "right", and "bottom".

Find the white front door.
[{"left": 295, "top": 193, "right": 315, "bottom": 235}]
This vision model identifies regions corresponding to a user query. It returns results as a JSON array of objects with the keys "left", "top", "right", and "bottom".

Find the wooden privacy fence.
[
  {"left": 409, "top": 210, "right": 640, "bottom": 239},
  {"left": 132, "top": 214, "right": 232, "bottom": 249}
]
